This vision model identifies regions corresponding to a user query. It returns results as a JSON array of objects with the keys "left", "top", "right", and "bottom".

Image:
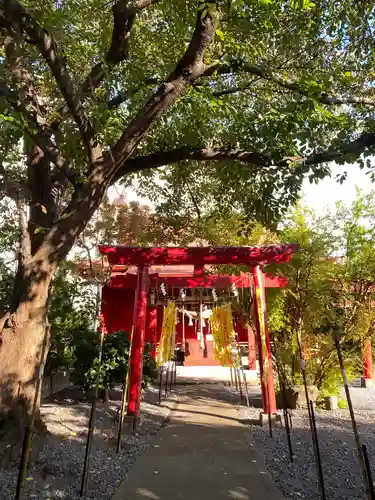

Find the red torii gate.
[{"left": 99, "top": 244, "right": 298, "bottom": 417}]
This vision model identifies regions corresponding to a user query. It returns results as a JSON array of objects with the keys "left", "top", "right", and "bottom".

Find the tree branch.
[
  {"left": 108, "top": 3, "right": 219, "bottom": 170},
  {"left": 3, "top": 37, "right": 49, "bottom": 128},
  {"left": 211, "top": 77, "right": 258, "bottom": 97},
  {"left": 185, "top": 180, "right": 201, "bottom": 222},
  {"left": 108, "top": 77, "right": 159, "bottom": 109},
  {"left": 0, "top": 81, "right": 18, "bottom": 103},
  {"left": 301, "top": 131, "right": 375, "bottom": 166},
  {"left": 50, "top": 0, "right": 161, "bottom": 140},
  {"left": 202, "top": 60, "right": 375, "bottom": 107},
  {"left": 0, "top": 78, "right": 75, "bottom": 188},
  {"left": 108, "top": 0, "right": 160, "bottom": 65},
  {"left": 113, "top": 131, "right": 375, "bottom": 182},
  {"left": 0, "top": 161, "right": 29, "bottom": 200},
  {"left": 0, "top": 0, "right": 99, "bottom": 159},
  {"left": 114, "top": 146, "right": 272, "bottom": 180},
  {"left": 15, "top": 194, "right": 31, "bottom": 266},
  {"left": 81, "top": 0, "right": 161, "bottom": 95},
  {"left": 0, "top": 36, "right": 77, "bottom": 193}
]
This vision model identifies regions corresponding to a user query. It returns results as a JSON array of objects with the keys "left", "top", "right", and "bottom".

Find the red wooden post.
[
  {"left": 127, "top": 266, "right": 149, "bottom": 417},
  {"left": 363, "top": 337, "right": 373, "bottom": 380},
  {"left": 251, "top": 265, "right": 276, "bottom": 415},
  {"left": 247, "top": 325, "right": 257, "bottom": 370}
]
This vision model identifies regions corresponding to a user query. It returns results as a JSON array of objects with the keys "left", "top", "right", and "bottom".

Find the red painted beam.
[
  {"left": 107, "top": 272, "right": 288, "bottom": 289},
  {"left": 99, "top": 244, "right": 298, "bottom": 266}
]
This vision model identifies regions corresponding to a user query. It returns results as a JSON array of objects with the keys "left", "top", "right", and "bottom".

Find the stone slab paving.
[{"left": 112, "top": 385, "right": 284, "bottom": 500}]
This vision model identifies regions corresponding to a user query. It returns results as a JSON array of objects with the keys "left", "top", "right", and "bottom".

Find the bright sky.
[{"left": 302, "top": 162, "right": 374, "bottom": 215}]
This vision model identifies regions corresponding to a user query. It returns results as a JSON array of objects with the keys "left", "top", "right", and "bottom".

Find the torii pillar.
[
  {"left": 252, "top": 264, "right": 277, "bottom": 416},
  {"left": 127, "top": 266, "right": 149, "bottom": 417},
  {"left": 362, "top": 338, "right": 374, "bottom": 388}
]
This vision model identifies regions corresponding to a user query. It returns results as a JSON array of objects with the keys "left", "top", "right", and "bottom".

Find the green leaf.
[
  {"left": 215, "top": 29, "right": 225, "bottom": 41},
  {"left": 291, "top": 0, "right": 316, "bottom": 9}
]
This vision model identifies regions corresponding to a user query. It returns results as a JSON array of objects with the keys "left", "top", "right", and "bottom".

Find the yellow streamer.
[
  {"left": 210, "top": 304, "right": 238, "bottom": 367},
  {"left": 157, "top": 302, "right": 176, "bottom": 366}
]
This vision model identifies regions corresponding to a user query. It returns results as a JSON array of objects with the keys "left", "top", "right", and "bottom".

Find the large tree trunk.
[
  {"left": 0, "top": 246, "right": 54, "bottom": 465},
  {"left": 0, "top": 171, "right": 108, "bottom": 465}
]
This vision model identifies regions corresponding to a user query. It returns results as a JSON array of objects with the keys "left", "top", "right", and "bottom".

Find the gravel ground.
[
  {"left": 0, "top": 386, "right": 176, "bottom": 500},
  {"left": 341, "top": 386, "right": 375, "bottom": 410},
  {"left": 243, "top": 394, "right": 375, "bottom": 500}
]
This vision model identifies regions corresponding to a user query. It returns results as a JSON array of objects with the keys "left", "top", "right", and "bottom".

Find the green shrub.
[
  {"left": 338, "top": 398, "right": 348, "bottom": 409},
  {"left": 46, "top": 263, "right": 96, "bottom": 375},
  {"left": 71, "top": 330, "right": 157, "bottom": 393},
  {"left": 46, "top": 321, "right": 91, "bottom": 375}
]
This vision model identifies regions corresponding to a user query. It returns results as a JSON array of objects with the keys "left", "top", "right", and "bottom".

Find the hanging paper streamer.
[
  {"left": 157, "top": 301, "right": 176, "bottom": 366},
  {"left": 210, "top": 304, "right": 238, "bottom": 367},
  {"left": 254, "top": 268, "right": 269, "bottom": 385}
]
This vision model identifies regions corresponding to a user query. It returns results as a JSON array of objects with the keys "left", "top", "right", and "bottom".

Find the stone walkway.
[
  {"left": 173, "top": 365, "right": 259, "bottom": 385},
  {"left": 112, "top": 385, "right": 284, "bottom": 500}
]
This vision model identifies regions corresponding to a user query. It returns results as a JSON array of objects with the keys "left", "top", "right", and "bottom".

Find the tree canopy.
[{"left": 1, "top": 0, "right": 375, "bottom": 235}]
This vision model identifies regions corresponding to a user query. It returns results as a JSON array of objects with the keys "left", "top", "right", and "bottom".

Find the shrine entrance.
[{"left": 99, "top": 244, "right": 298, "bottom": 419}]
